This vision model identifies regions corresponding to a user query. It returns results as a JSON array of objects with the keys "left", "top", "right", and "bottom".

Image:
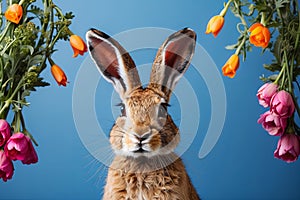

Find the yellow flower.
[
  {"left": 222, "top": 54, "right": 240, "bottom": 78},
  {"left": 205, "top": 15, "right": 224, "bottom": 37},
  {"left": 249, "top": 23, "right": 270, "bottom": 48},
  {"left": 5, "top": 4, "right": 23, "bottom": 24},
  {"left": 51, "top": 65, "right": 68, "bottom": 86},
  {"left": 70, "top": 35, "right": 87, "bottom": 57}
]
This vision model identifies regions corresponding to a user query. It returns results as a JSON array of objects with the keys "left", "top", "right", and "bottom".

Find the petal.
[
  {"left": 250, "top": 27, "right": 262, "bottom": 37},
  {"left": 249, "top": 23, "right": 263, "bottom": 32},
  {"left": 262, "top": 28, "right": 271, "bottom": 44},
  {"left": 205, "top": 16, "right": 217, "bottom": 34},
  {"left": 72, "top": 48, "right": 79, "bottom": 58}
]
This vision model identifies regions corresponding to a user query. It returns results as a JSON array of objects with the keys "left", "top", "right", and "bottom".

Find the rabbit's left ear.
[
  {"left": 86, "top": 29, "right": 141, "bottom": 99},
  {"left": 149, "top": 28, "right": 196, "bottom": 102}
]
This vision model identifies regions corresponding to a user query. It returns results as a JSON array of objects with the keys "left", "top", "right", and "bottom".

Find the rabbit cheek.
[
  {"left": 148, "top": 132, "right": 161, "bottom": 151},
  {"left": 123, "top": 134, "right": 137, "bottom": 151},
  {"left": 110, "top": 135, "right": 122, "bottom": 151}
]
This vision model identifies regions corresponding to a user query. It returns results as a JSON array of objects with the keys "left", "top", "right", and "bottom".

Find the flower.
[
  {"left": 70, "top": 35, "right": 87, "bottom": 57},
  {"left": 222, "top": 54, "right": 240, "bottom": 78},
  {"left": 270, "top": 90, "right": 295, "bottom": 118},
  {"left": 249, "top": 23, "right": 270, "bottom": 48},
  {"left": 257, "top": 83, "right": 278, "bottom": 108},
  {"left": 0, "top": 119, "right": 11, "bottom": 147},
  {"left": 0, "top": 150, "right": 14, "bottom": 182},
  {"left": 51, "top": 64, "right": 68, "bottom": 86},
  {"left": 274, "top": 133, "right": 300, "bottom": 163},
  {"left": 5, "top": 132, "right": 38, "bottom": 165},
  {"left": 205, "top": 15, "right": 225, "bottom": 37},
  {"left": 257, "top": 111, "right": 287, "bottom": 136},
  {"left": 4, "top": 4, "right": 23, "bottom": 24}
]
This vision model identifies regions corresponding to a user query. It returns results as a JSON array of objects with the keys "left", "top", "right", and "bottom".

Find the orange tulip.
[
  {"left": 70, "top": 35, "right": 87, "bottom": 57},
  {"left": 51, "top": 65, "right": 68, "bottom": 86},
  {"left": 5, "top": 4, "right": 23, "bottom": 24},
  {"left": 222, "top": 54, "right": 240, "bottom": 78},
  {"left": 205, "top": 15, "right": 224, "bottom": 37},
  {"left": 249, "top": 23, "right": 270, "bottom": 48}
]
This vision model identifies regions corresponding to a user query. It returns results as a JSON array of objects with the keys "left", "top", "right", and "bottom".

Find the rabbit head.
[{"left": 86, "top": 28, "right": 196, "bottom": 158}]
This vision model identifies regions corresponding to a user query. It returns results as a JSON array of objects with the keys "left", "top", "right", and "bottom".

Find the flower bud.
[
  {"left": 5, "top": 4, "right": 23, "bottom": 24},
  {"left": 205, "top": 15, "right": 225, "bottom": 37},
  {"left": 249, "top": 23, "right": 270, "bottom": 48},
  {"left": 51, "top": 64, "right": 68, "bottom": 86},
  {"left": 222, "top": 54, "right": 240, "bottom": 78},
  {"left": 70, "top": 35, "right": 87, "bottom": 57}
]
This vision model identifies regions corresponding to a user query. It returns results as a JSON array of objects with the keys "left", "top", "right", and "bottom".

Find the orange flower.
[
  {"left": 205, "top": 15, "right": 224, "bottom": 37},
  {"left": 51, "top": 65, "right": 68, "bottom": 86},
  {"left": 222, "top": 54, "right": 240, "bottom": 78},
  {"left": 70, "top": 35, "right": 87, "bottom": 57},
  {"left": 5, "top": 4, "right": 23, "bottom": 24},
  {"left": 249, "top": 23, "right": 270, "bottom": 48}
]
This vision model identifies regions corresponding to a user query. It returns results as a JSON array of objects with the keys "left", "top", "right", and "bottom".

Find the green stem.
[
  {"left": 53, "top": 5, "right": 66, "bottom": 20},
  {"left": 48, "top": 57, "right": 55, "bottom": 66},
  {"left": 0, "top": 22, "right": 12, "bottom": 44},
  {"left": 283, "top": 51, "right": 292, "bottom": 92},
  {"left": 0, "top": 37, "right": 17, "bottom": 56},
  {"left": 260, "top": 12, "right": 267, "bottom": 26},
  {"left": 220, "top": 0, "right": 234, "bottom": 17},
  {"left": 18, "top": 0, "right": 26, "bottom": 6},
  {"left": 0, "top": 75, "right": 25, "bottom": 117},
  {"left": 235, "top": 34, "right": 247, "bottom": 55},
  {"left": 0, "top": 101, "right": 10, "bottom": 118},
  {"left": 48, "top": 24, "right": 68, "bottom": 50},
  {"left": 274, "top": 66, "right": 285, "bottom": 85}
]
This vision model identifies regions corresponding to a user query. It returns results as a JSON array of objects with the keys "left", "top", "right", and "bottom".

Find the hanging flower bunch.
[
  {"left": 0, "top": 0, "right": 87, "bottom": 182},
  {"left": 206, "top": 0, "right": 300, "bottom": 163}
]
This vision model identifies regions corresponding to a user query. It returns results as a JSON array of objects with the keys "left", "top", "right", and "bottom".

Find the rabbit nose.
[{"left": 134, "top": 132, "right": 151, "bottom": 142}]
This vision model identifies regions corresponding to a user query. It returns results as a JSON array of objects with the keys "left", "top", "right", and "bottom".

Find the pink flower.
[
  {"left": 257, "top": 83, "right": 278, "bottom": 107},
  {"left": 5, "top": 132, "right": 38, "bottom": 164},
  {"left": 257, "top": 111, "right": 287, "bottom": 136},
  {"left": 0, "top": 150, "right": 14, "bottom": 182},
  {"left": 270, "top": 90, "right": 295, "bottom": 118},
  {"left": 274, "top": 133, "right": 300, "bottom": 163},
  {"left": 0, "top": 119, "right": 11, "bottom": 147}
]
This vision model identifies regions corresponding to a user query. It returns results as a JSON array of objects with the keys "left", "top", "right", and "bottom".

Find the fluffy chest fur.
[{"left": 103, "top": 154, "right": 200, "bottom": 200}]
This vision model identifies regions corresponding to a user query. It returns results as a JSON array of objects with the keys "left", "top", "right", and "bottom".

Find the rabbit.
[{"left": 86, "top": 27, "right": 200, "bottom": 200}]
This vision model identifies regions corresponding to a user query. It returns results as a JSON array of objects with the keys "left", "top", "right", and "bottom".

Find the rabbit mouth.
[{"left": 133, "top": 148, "right": 148, "bottom": 153}]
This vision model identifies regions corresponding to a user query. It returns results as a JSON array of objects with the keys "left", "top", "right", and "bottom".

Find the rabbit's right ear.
[
  {"left": 149, "top": 28, "right": 196, "bottom": 102},
  {"left": 86, "top": 29, "right": 141, "bottom": 99}
]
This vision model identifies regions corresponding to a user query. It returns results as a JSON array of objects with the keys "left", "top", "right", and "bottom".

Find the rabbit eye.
[
  {"left": 158, "top": 103, "right": 169, "bottom": 118},
  {"left": 117, "top": 103, "right": 126, "bottom": 117}
]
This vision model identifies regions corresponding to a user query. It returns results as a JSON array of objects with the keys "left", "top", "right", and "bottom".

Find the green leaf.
[
  {"left": 65, "top": 12, "right": 75, "bottom": 19},
  {"left": 21, "top": 90, "right": 31, "bottom": 99},
  {"left": 21, "top": 45, "right": 35, "bottom": 55},
  {"left": 275, "top": 0, "right": 290, "bottom": 9},
  {"left": 263, "top": 63, "right": 282, "bottom": 72},
  {"left": 225, "top": 43, "right": 239, "bottom": 50},
  {"left": 28, "top": 55, "right": 44, "bottom": 66}
]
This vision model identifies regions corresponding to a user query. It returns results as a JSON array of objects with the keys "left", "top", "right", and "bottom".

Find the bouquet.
[
  {"left": 0, "top": 0, "right": 87, "bottom": 182},
  {"left": 206, "top": 0, "right": 300, "bottom": 163}
]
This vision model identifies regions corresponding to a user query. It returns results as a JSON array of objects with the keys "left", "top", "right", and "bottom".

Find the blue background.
[{"left": 1, "top": 0, "right": 300, "bottom": 199}]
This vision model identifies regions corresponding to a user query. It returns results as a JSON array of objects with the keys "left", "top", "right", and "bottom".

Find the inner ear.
[
  {"left": 164, "top": 36, "right": 194, "bottom": 72},
  {"left": 88, "top": 36, "right": 121, "bottom": 80}
]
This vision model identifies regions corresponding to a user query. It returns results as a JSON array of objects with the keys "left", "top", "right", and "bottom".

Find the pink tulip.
[
  {"left": 0, "top": 119, "right": 11, "bottom": 147},
  {"left": 274, "top": 133, "right": 300, "bottom": 163},
  {"left": 270, "top": 90, "right": 295, "bottom": 118},
  {"left": 257, "top": 111, "right": 287, "bottom": 136},
  {"left": 5, "top": 132, "right": 38, "bottom": 164},
  {"left": 0, "top": 150, "right": 14, "bottom": 182},
  {"left": 257, "top": 83, "right": 278, "bottom": 107}
]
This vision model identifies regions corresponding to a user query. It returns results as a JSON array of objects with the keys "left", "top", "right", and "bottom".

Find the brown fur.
[
  {"left": 86, "top": 28, "right": 200, "bottom": 200},
  {"left": 105, "top": 88, "right": 200, "bottom": 200},
  {"left": 104, "top": 154, "right": 199, "bottom": 200}
]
